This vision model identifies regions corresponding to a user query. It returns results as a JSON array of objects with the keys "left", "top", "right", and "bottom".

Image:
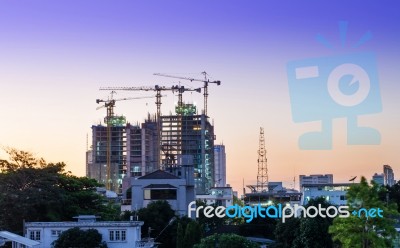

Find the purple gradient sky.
[{"left": 1, "top": 1, "right": 399, "bottom": 193}]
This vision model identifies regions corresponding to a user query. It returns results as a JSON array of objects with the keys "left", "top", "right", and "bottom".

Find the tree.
[
  {"left": 293, "top": 197, "right": 334, "bottom": 248},
  {"left": 176, "top": 223, "right": 184, "bottom": 248},
  {"left": 274, "top": 216, "right": 301, "bottom": 248},
  {"left": 52, "top": 227, "right": 108, "bottom": 248},
  {"left": 196, "top": 200, "right": 226, "bottom": 234},
  {"left": 379, "top": 180, "right": 400, "bottom": 212},
  {"left": 193, "top": 233, "right": 259, "bottom": 248},
  {"left": 0, "top": 148, "right": 120, "bottom": 233},
  {"left": 329, "top": 177, "right": 398, "bottom": 248},
  {"left": 183, "top": 221, "right": 202, "bottom": 248},
  {"left": 137, "top": 200, "right": 176, "bottom": 247},
  {"left": 238, "top": 211, "right": 276, "bottom": 239},
  {"left": 274, "top": 197, "right": 334, "bottom": 248}
]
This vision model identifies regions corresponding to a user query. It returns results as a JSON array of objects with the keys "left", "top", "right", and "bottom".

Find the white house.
[{"left": 24, "top": 215, "right": 150, "bottom": 248}]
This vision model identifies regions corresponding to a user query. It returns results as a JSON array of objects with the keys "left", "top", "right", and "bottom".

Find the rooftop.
[
  {"left": 138, "top": 170, "right": 179, "bottom": 180},
  {"left": 302, "top": 183, "right": 354, "bottom": 187},
  {"left": 25, "top": 221, "right": 144, "bottom": 228},
  {"left": 143, "top": 184, "right": 177, "bottom": 189}
]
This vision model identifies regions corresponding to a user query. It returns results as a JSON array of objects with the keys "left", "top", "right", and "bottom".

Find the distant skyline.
[{"left": 1, "top": 1, "right": 399, "bottom": 194}]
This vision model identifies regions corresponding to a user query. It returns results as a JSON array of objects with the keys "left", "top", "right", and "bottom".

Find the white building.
[
  {"left": 196, "top": 186, "right": 233, "bottom": 207},
  {"left": 299, "top": 174, "right": 333, "bottom": 188},
  {"left": 384, "top": 165, "right": 395, "bottom": 186},
  {"left": 127, "top": 162, "right": 195, "bottom": 216},
  {"left": 214, "top": 144, "right": 226, "bottom": 187},
  {"left": 25, "top": 215, "right": 148, "bottom": 248},
  {"left": 301, "top": 183, "right": 352, "bottom": 206}
]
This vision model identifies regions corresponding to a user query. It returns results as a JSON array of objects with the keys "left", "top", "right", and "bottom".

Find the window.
[
  {"left": 109, "top": 230, "right": 126, "bottom": 242},
  {"left": 51, "top": 230, "right": 62, "bottom": 237},
  {"left": 144, "top": 189, "right": 177, "bottom": 200},
  {"left": 29, "top": 230, "right": 41, "bottom": 241},
  {"left": 340, "top": 195, "right": 346, "bottom": 200}
]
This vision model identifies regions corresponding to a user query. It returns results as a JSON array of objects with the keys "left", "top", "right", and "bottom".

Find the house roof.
[
  {"left": 138, "top": 170, "right": 179, "bottom": 180},
  {"left": 144, "top": 184, "right": 177, "bottom": 189},
  {"left": 0, "top": 231, "right": 40, "bottom": 247}
]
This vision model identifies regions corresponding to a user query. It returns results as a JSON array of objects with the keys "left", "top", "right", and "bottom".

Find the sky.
[{"left": 0, "top": 1, "right": 399, "bottom": 194}]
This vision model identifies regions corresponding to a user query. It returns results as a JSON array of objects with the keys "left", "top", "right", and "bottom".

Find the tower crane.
[
  {"left": 99, "top": 85, "right": 201, "bottom": 117},
  {"left": 153, "top": 71, "right": 221, "bottom": 115},
  {"left": 96, "top": 93, "right": 157, "bottom": 191},
  {"left": 99, "top": 85, "right": 201, "bottom": 171}
]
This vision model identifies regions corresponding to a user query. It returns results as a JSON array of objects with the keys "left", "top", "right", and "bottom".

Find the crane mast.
[{"left": 96, "top": 93, "right": 156, "bottom": 191}]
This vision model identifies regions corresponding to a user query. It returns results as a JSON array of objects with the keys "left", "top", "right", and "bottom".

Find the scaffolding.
[{"left": 160, "top": 107, "right": 215, "bottom": 194}]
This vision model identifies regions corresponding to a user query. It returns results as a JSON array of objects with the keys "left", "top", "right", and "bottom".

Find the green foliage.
[
  {"left": 193, "top": 233, "right": 259, "bottom": 248},
  {"left": 274, "top": 217, "right": 300, "bottom": 248},
  {"left": 379, "top": 180, "right": 400, "bottom": 212},
  {"left": 274, "top": 197, "right": 334, "bottom": 248},
  {"left": 329, "top": 177, "right": 398, "bottom": 248},
  {"left": 295, "top": 197, "right": 334, "bottom": 248},
  {"left": 137, "top": 200, "right": 176, "bottom": 248},
  {"left": 239, "top": 213, "right": 276, "bottom": 239},
  {"left": 176, "top": 223, "right": 184, "bottom": 248},
  {"left": 52, "top": 227, "right": 108, "bottom": 248},
  {"left": 0, "top": 148, "right": 120, "bottom": 233},
  {"left": 233, "top": 195, "right": 244, "bottom": 207},
  {"left": 196, "top": 200, "right": 226, "bottom": 233},
  {"left": 183, "top": 221, "right": 202, "bottom": 248}
]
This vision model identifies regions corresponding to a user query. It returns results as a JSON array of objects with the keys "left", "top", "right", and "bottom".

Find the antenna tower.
[{"left": 256, "top": 127, "right": 268, "bottom": 192}]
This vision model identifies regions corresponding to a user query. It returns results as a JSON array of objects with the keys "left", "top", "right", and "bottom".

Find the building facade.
[
  {"left": 126, "top": 155, "right": 195, "bottom": 216},
  {"left": 372, "top": 173, "right": 385, "bottom": 186},
  {"left": 160, "top": 110, "right": 215, "bottom": 194},
  {"left": 214, "top": 144, "right": 226, "bottom": 187},
  {"left": 301, "top": 183, "right": 352, "bottom": 206},
  {"left": 88, "top": 117, "right": 159, "bottom": 194},
  {"left": 25, "top": 216, "right": 145, "bottom": 248},
  {"left": 299, "top": 174, "right": 333, "bottom": 188},
  {"left": 88, "top": 105, "right": 216, "bottom": 196},
  {"left": 384, "top": 164, "right": 395, "bottom": 186}
]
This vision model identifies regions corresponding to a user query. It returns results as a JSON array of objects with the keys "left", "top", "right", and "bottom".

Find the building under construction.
[
  {"left": 160, "top": 104, "right": 215, "bottom": 194},
  {"left": 89, "top": 72, "right": 220, "bottom": 195},
  {"left": 87, "top": 115, "right": 159, "bottom": 194},
  {"left": 87, "top": 108, "right": 216, "bottom": 195},
  {"left": 88, "top": 116, "right": 128, "bottom": 194}
]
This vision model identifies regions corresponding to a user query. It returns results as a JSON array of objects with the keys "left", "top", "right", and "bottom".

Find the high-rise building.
[
  {"left": 372, "top": 173, "right": 385, "bottom": 186},
  {"left": 383, "top": 164, "right": 395, "bottom": 186},
  {"left": 299, "top": 174, "right": 333, "bottom": 188},
  {"left": 160, "top": 104, "right": 215, "bottom": 194},
  {"left": 88, "top": 104, "right": 216, "bottom": 195},
  {"left": 88, "top": 116, "right": 159, "bottom": 194},
  {"left": 88, "top": 117, "right": 128, "bottom": 194},
  {"left": 214, "top": 144, "right": 226, "bottom": 187}
]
